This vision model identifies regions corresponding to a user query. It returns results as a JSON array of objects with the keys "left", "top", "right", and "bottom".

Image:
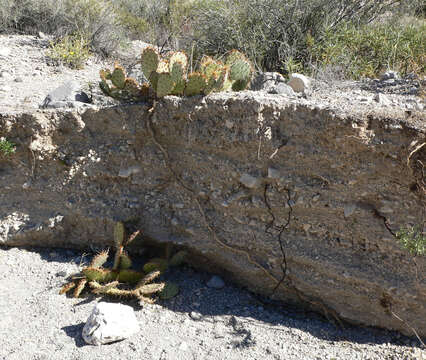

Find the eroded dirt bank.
[{"left": 1, "top": 91, "right": 425, "bottom": 338}]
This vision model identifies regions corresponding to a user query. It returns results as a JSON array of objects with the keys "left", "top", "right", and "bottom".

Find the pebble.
[
  {"left": 239, "top": 173, "right": 262, "bottom": 189},
  {"left": 207, "top": 275, "right": 225, "bottom": 289},
  {"left": 288, "top": 73, "right": 311, "bottom": 93},
  {"left": 189, "top": 311, "right": 202, "bottom": 321}
]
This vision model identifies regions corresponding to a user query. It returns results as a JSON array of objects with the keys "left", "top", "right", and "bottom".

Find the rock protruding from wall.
[{"left": 1, "top": 92, "right": 425, "bottom": 338}]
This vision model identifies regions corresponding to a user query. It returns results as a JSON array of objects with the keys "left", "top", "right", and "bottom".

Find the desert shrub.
[
  {"left": 46, "top": 32, "right": 91, "bottom": 69},
  {"left": 0, "top": 137, "right": 15, "bottom": 157},
  {"left": 396, "top": 225, "right": 426, "bottom": 257},
  {"left": 310, "top": 19, "right": 426, "bottom": 79},
  {"left": 189, "top": 0, "right": 424, "bottom": 74},
  {"left": 0, "top": 0, "right": 125, "bottom": 56}
]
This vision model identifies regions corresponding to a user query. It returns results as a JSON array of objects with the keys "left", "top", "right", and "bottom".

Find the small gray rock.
[
  {"left": 269, "top": 83, "right": 295, "bottom": 96},
  {"left": 267, "top": 167, "right": 281, "bottom": 179},
  {"left": 207, "top": 275, "right": 225, "bottom": 289},
  {"left": 251, "top": 72, "right": 286, "bottom": 92},
  {"left": 239, "top": 173, "right": 262, "bottom": 189},
  {"left": 14, "top": 77, "right": 23, "bottom": 83},
  {"left": 288, "top": 73, "right": 310, "bottom": 93},
  {"left": 40, "top": 81, "right": 90, "bottom": 109},
  {"left": 118, "top": 165, "right": 142, "bottom": 178},
  {"left": 82, "top": 302, "right": 140, "bottom": 345}
]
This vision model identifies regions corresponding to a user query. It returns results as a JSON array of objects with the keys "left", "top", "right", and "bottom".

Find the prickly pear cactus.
[
  {"left": 99, "top": 64, "right": 149, "bottom": 102},
  {"left": 185, "top": 72, "right": 207, "bottom": 96},
  {"left": 59, "top": 222, "right": 182, "bottom": 305},
  {"left": 141, "top": 47, "right": 159, "bottom": 79},
  {"left": 100, "top": 48, "right": 253, "bottom": 101}
]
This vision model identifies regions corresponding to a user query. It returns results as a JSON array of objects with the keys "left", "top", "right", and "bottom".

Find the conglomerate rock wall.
[{"left": 1, "top": 91, "right": 425, "bottom": 337}]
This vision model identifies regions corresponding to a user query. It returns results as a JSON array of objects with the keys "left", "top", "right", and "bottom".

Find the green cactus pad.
[
  {"left": 117, "top": 269, "right": 144, "bottom": 284},
  {"left": 184, "top": 73, "right": 207, "bottom": 96},
  {"left": 90, "top": 250, "right": 109, "bottom": 268},
  {"left": 229, "top": 59, "right": 251, "bottom": 83},
  {"left": 225, "top": 49, "right": 247, "bottom": 66},
  {"left": 99, "top": 69, "right": 112, "bottom": 81},
  {"left": 114, "top": 222, "right": 125, "bottom": 248},
  {"left": 169, "top": 250, "right": 187, "bottom": 267},
  {"left": 82, "top": 267, "right": 114, "bottom": 282},
  {"left": 141, "top": 47, "right": 159, "bottom": 79},
  {"left": 119, "top": 252, "right": 132, "bottom": 270},
  {"left": 143, "top": 258, "right": 169, "bottom": 273},
  {"left": 159, "top": 282, "right": 179, "bottom": 300},
  {"left": 99, "top": 79, "right": 111, "bottom": 96},
  {"left": 169, "top": 51, "right": 188, "bottom": 73},
  {"left": 232, "top": 78, "right": 251, "bottom": 91},
  {"left": 170, "top": 61, "right": 184, "bottom": 83},
  {"left": 200, "top": 57, "right": 223, "bottom": 78},
  {"left": 111, "top": 65, "right": 126, "bottom": 89},
  {"left": 156, "top": 73, "right": 175, "bottom": 97},
  {"left": 138, "top": 283, "right": 165, "bottom": 295}
]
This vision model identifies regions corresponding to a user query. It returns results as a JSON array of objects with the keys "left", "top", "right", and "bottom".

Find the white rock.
[
  {"left": 374, "top": 93, "right": 391, "bottom": 106},
  {"left": 344, "top": 203, "right": 356, "bottom": 218},
  {"left": 82, "top": 302, "right": 140, "bottom": 345},
  {"left": 380, "top": 70, "right": 399, "bottom": 81},
  {"left": 118, "top": 165, "right": 142, "bottom": 178},
  {"left": 0, "top": 48, "right": 11, "bottom": 57},
  {"left": 287, "top": 73, "right": 311, "bottom": 93},
  {"left": 239, "top": 173, "right": 261, "bottom": 189}
]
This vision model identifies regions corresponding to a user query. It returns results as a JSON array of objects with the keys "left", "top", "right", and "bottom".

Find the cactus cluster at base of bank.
[
  {"left": 99, "top": 48, "right": 253, "bottom": 101},
  {"left": 59, "top": 222, "right": 184, "bottom": 304}
]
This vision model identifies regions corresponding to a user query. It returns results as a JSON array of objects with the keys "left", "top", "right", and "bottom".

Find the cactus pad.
[
  {"left": 156, "top": 73, "right": 175, "bottom": 97},
  {"left": 159, "top": 282, "right": 179, "bottom": 300},
  {"left": 185, "top": 73, "right": 207, "bottom": 96},
  {"left": 169, "top": 250, "right": 187, "bottom": 267},
  {"left": 90, "top": 250, "right": 109, "bottom": 268},
  {"left": 111, "top": 64, "right": 126, "bottom": 89},
  {"left": 141, "top": 47, "right": 159, "bottom": 79},
  {"left": 143, "top": 258, "right": 169, "bottom": 273},
  {"left": 169, "top": 51, "right": 188, "bottom": 73}
]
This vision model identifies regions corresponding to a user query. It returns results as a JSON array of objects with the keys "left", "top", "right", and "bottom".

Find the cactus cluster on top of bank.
[{"left": 99, "top": 47, "right": 253, "bottom": 101}]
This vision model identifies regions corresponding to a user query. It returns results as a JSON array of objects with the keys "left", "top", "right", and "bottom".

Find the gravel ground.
[{"left": 0, "top": 246, "right": 424, "bottom": 360}]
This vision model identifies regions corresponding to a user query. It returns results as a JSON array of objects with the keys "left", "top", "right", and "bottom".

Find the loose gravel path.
[{"left": 1, "top": 246, "right": 424, "bottom": 360}]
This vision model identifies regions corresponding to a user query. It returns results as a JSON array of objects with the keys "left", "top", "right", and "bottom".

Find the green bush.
[
  {"left": 310, "top": 19, "right": 426, "bottom": 79},
  {"left": 0, "top": 0, "right": 125, "bottom": 56},
  {"left": 47, "top": 33, "right": 91, "bottom": 69},
  {"left": 396, "top": 225, "right": 426, "bottom": 257},
  {"left": 0, "top": 137, "right": 15, "bottom": 157},
  {"left": 188, "top": 0, "right": 424, "bottom": 75}
]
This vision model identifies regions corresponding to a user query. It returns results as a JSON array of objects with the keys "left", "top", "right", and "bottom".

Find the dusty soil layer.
[
  {"left": 1, "top": 35, "right": 425, "bottom": 340},
  {"left": 1, "top": 246, "right": 424, "bottom": 360}
]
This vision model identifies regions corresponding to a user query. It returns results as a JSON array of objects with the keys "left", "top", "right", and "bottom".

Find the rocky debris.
[
  {"left": 250, "top": 72, "right": 295, "bottom": 96},
  {"left": 207, "top": 275, "right": 225, "bottom": 289},
  {"left": 380, "top": 70, "right": 400, "bottom": 81},
  {"left": 374, "top": 93, "right": 392, "bottom": 106},
  {"left": 82, "top": 302, "right": 140, "bottom": 345},
  {"left": 288, "top": 73, "right": 311, "bottom": 93},
  {"left": 40, "top": 80, "right": 91, "bottom": 109},
  {"left": 239, "top": 173, "right": 262, "bottom": 189}
]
